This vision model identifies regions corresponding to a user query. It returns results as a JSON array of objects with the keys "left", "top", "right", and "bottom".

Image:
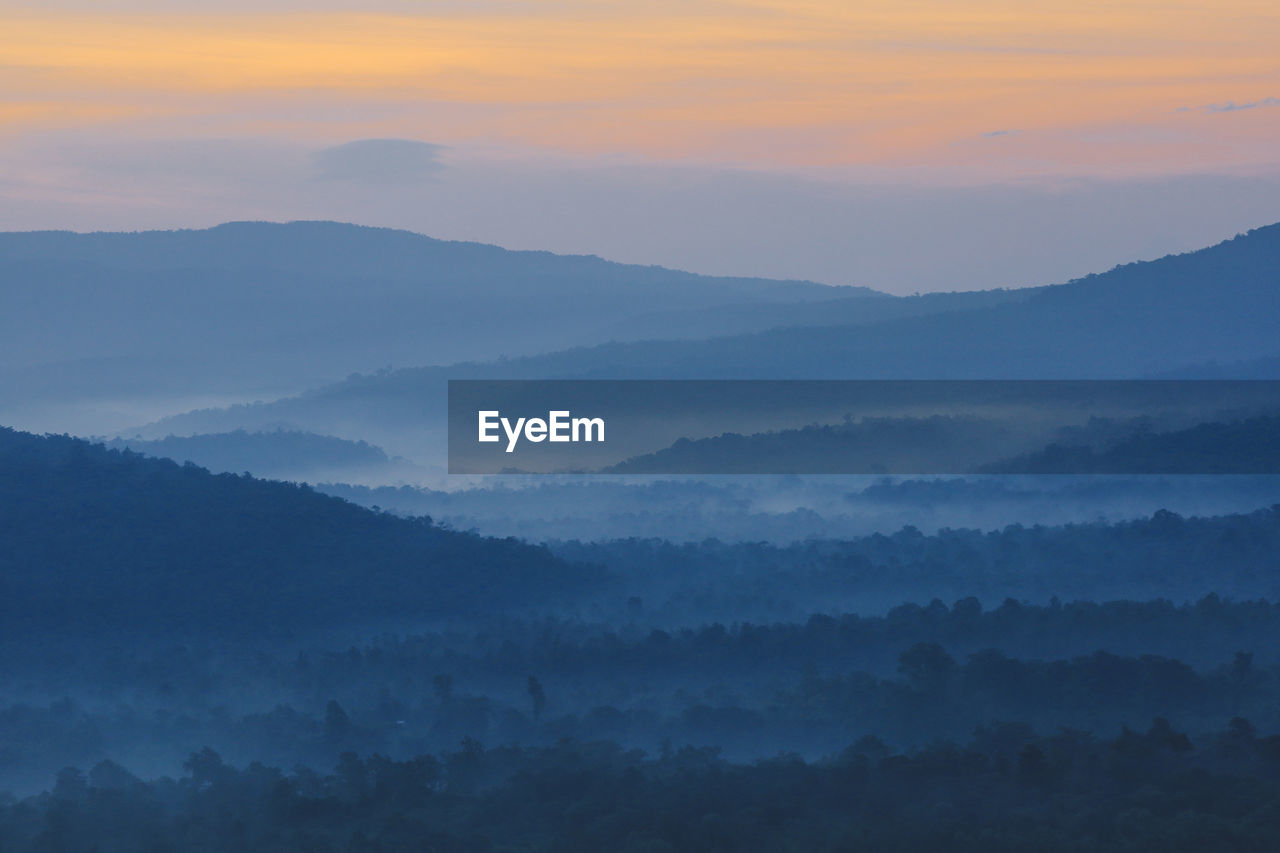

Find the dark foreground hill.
[{"left": 0, "top": 427, "right": 599, "bottom": 637}]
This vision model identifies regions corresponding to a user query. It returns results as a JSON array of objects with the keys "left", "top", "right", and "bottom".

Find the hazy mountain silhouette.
[
  {"left": 599, "top": 414, "right": 1280, "bottom": 475},
  {"left": 0, "top": 221, "right": 878, "bottom": 409},
  {"left": 601, "top": 416, "right": 1025, "bottom": 475},
  {"left": 983, "top": 415, "right": 1280, "bottom": 474},
  {"left": 143, "top": 224, "right": 1280, "bottom": 462},
  {"left": 100, "top": 429, "right": 428, "bottom": 482}
]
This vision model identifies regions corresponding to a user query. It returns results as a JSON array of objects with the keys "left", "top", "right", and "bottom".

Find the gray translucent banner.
[{"left": 447, "top": 380, "right": 1280, "bottom": 474}]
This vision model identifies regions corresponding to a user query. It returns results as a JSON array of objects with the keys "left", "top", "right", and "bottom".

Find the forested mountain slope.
[{"left": 0, "top": 427, "right": 599, "bottom": 637}]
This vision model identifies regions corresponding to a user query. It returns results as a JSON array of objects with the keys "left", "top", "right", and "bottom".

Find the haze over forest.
[{"left": 0, "top": 203, "right": 1278, "bottom": 849}]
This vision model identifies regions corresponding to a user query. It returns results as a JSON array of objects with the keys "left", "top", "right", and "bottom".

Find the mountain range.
[
  {"left": 128, "top": 223, "right": 1280, "bottom": 464},
  {"left": 0, "top": 221, "right": 872, "bottom": 407}
]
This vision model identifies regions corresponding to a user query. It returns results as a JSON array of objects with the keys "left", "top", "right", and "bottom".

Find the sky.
[{"left": 2, "top": 0, "right": 1279, "bottom": 292}]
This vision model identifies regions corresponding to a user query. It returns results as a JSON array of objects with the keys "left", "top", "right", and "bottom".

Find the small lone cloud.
[
  {"left": 312, "top": 139, "right": 445, "bottom": 183},
  {"left": 1181, "top": 97, "right": 1280, "bottom": 114},
  {"left": 981, "top": 129, "right": 1018, "bottom": 138}
]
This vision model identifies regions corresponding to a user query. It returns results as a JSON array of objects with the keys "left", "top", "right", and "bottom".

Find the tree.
[
  {"left": 325, "top": 700, "right": 352, "bottom": 741},
  {"left": 897, "top": 642, "right": 956, "bottom": 692},
  {"left": 433, "top": 674, "right": 454, "bottom": 704},
  {"left": 527, "top": 676, "right": 547, "bottom": 722}
]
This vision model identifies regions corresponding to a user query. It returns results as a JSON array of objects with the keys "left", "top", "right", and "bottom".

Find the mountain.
[
  {"left": 601, "top": 416, "right": 1028, "bottom": 475},
  {"left": 0, "top": 221, "right": 878, "bottom": 411},
  {"left": 0, "top": 427, "right": 601, "bottom": 638},
  {"left": 143, "top": 224, "right": 1280, "bottom": 462},
  {"left": 598, "top": 414, "right": 1280, "bottom": 476},
  {"left": 984, "top": 415, "right": 1280, "bottom": 474},
  {"left": 100, "top": 429, "right": 426, "bottom": 483}
]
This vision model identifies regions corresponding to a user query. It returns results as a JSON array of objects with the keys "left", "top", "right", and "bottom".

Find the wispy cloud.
[
  {"left": 981, "top": 129, "right": 1018, "bottom": 138},
  {"left": 312, "top": 139, "right": 446, "bottom": 183},
  {"left": 1189, "top": 97, "right": 1280, "bottom": 113}
]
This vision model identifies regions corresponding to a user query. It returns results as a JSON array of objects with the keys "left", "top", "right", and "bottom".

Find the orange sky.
[{"left": 3, "top": 0, "right": 1278, "bottom": 174}]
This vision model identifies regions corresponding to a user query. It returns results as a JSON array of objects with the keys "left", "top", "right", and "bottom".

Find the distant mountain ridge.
[
  {"left": 101, "top": 429, "right": 417, "bottom": 482},
  {"left": 0, "top": 221, "right": 878, "bottom": 411},
  {"left": 142, "top": 223, "right": 1280, "bottom": 462},
  {"left": 597, "top": 414, "right": 1280, "bottom": 476},
  {"left": 984, "top": 415, "right": 1280, "bottom": 474}
]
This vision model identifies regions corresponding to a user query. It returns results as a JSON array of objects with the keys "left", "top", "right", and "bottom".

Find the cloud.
[
  {"left": 981, "top": 129, "right": 1018, "bottom": 138},
  {"left": 1201, "top": 98, "right": 1280, "bottom": 114},
  {"left": 312, "top": 139, "right": 446, "bottom": 184}
]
